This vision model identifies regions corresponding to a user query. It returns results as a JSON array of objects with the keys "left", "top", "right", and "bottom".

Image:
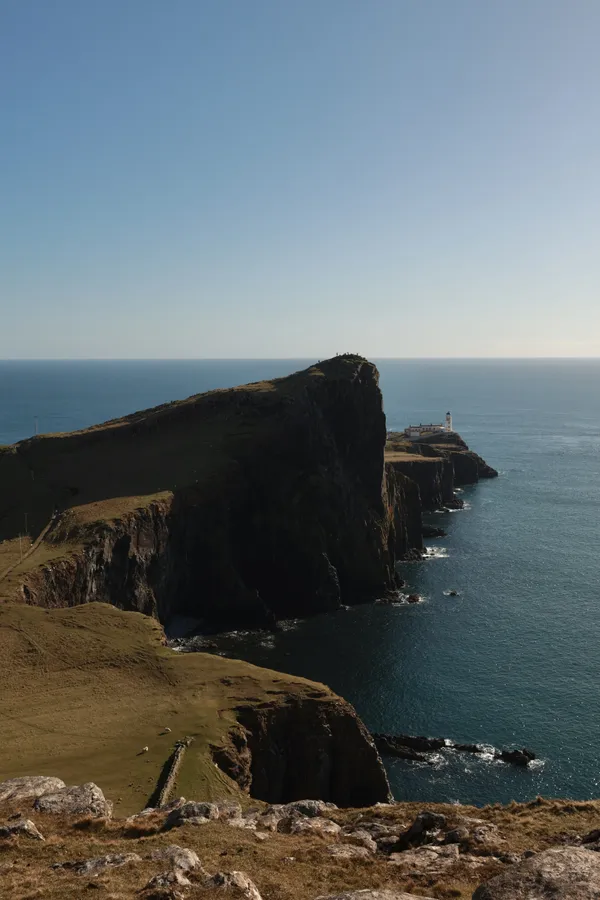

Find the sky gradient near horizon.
[{"left": 2, "top": 1, "right": 600, "bottom": 359}]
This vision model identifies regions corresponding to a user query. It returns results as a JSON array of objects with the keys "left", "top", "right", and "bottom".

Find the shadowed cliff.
[{"left": 0, "top": 356, "right": 409, "bottom": 626}]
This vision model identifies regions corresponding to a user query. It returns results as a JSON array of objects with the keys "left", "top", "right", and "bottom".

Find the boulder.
[
  {"left": 472, "top": 847, "right": 600, "bottom": 899},
  {"left": 268, "top": 799, "right": 335, "bottom": 818},
  {"left": 164, "top": 801, "right": 219, "bottom": 829},
  {"left": 203, "top": 871, "right": 262, "bottom": 900},
  {"left": 145, "top": 870, "right": 192, "bottom": 889},
  {"left": 390, "top": 844, "right": 459, "bottom": 874},
  {"left": 149, "top": 845, "right": 201, "bottom": 871},
  {"left": 0, "top": 818, "right": 45, "bottom": 840},
  {"left": 494, "top": 748, "right": 536, "bottom": 767},
  {"left": 328, "top": 845, "right": 373, "bottom": 859},
  {"left": 316, "top": 892, "right": 436, "bottom": 900},
  {"left": 0, "top": 776, "right": 66, "bottom": 804},
  {"left": 444, "top": 826, "right": 470, "bottom": 844},
  {"left": 287, "top": 817, "right": 341, "bottom": 837},
  {"left": 33, "top": 782, "right": 112, "bottom": 818},
  {"left": 341, "top": 829, "right": 378, "bottom": 853},
  {"left": 130, "top": 797, "right": 187, "bottom": 821},
  {"left": 392, "top": 810, "right": 447, "bottom": 849},
  {"left": 215, "top": 801, "right": 244, "bottom": 820},
  {"left": 54, "top": 852, "right": 141, "bottom": 875}
]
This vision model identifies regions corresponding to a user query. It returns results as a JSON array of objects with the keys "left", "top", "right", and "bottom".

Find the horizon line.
[{"left": 1, "top": 356, "right": 600, "bottom": 363}]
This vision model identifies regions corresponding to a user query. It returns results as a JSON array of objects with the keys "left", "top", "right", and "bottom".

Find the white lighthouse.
[{"left": 445, "top": 411, "right": 453, "bottom": 433}]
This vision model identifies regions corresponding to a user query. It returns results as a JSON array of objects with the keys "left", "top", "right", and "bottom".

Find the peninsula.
[{"left": 0, "top": 355, "right": 541, "bottom": 900}]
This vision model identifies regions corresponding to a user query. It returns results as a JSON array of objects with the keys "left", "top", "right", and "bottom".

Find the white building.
[{"left": 404, "top": 412, "right": 453, "bottom": 439}]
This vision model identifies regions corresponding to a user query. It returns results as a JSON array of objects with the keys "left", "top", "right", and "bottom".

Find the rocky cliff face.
[
  {"left": 385, "top": 457, "right": 455, "bottom": 511},
  {"left": 213, "top": 695, "right": 391, "bottom": 807},
  {"left": 2, "top": 359, "right": 497, "bottom": 629},
  {"left": 2, "top": 356, "right": 406, "bottom": 627}
]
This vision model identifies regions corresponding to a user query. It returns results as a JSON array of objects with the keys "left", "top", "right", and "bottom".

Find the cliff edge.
[
  {"left": 0, "top": 356, "right": 406, "bottom": 627},
  {"left": 0, "top": 601, "right": 391, "bottom": 813}
]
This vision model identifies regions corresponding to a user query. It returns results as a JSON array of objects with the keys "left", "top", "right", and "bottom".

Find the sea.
[{"left": 1, "top": 358, "right": 600, "bottom": 807}]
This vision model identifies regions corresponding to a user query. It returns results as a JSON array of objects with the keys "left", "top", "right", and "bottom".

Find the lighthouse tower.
[{"left": 445, "top": 411, "right": 453, "bottom": 433}]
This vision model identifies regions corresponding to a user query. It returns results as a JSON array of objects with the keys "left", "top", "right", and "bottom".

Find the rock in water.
[
  {"left": 495, "top": 747, "right": 536, "bottom": 766},
  {"left": 473, "top": 847, "right": 600, "bottom": 899}
]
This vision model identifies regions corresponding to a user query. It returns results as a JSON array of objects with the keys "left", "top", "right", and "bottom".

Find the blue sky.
[{"left": 2, "top": 0, "right": 599, "bottom": 358}]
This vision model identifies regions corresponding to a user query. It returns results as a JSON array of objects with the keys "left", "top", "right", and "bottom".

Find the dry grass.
[
  {"left": 384, "top": 452, "right": 436, "bottom": 463},
  {"left": 1, "top": 796, "right": 599, "bottom": 900}
]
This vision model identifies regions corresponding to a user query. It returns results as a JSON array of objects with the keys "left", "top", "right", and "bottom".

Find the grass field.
[{"left": 0, "top": 602, "right": 330, "bottom": 817}]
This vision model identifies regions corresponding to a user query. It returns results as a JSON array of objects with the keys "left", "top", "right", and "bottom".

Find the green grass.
[{"left": 0, "top": 601, "right": 331, "bottom": 816}]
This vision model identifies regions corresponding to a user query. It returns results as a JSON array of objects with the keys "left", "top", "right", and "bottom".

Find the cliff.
[
  {"left": 0, "top": 356, "right": 405, "bottom": 627},
  {"left": 384, "top": 431, "right": 497, "bottom": 515},
  {"left": 0, "top": 359, "right": 497, "bottom": 630},
  {"left": 0, "top": 601, "right": 390, "bottom": 813}
]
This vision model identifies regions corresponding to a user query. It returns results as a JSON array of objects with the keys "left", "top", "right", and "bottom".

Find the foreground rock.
[
  {"left": 317, "top": 892, "right": 436, "bottom": 900},
  {"left": 204, "top": 871, "right": 263, "bottom": 900},
  {"left": 0, "top": 776, "right": 66, "bottom": 804},
  {"left": 33, "top": 781, "right": 113, "bottom": 818},
  {"left": 473, "top": 847, "right": 600, "bottom": 899},
  {"left": 54, "top": 852, "right": 141, "bottom": 875},
  {"left": 149, "top": 845, "right": 202, "bottom": 871},
  {"left": 0, "top": 818, "right": 45, "bottom": 840}
]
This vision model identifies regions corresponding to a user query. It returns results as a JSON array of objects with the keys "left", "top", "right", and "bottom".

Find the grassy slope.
[{"left": 0, "top": 602, "right": 331, "bottom": 817}]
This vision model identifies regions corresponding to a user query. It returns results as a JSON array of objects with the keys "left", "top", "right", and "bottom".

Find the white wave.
[
  {"left": 424, "top": 546, "right": 449, "bottom": 559},
  {"left": 429, "top": 753, "right": 448, "bottom": 769}
]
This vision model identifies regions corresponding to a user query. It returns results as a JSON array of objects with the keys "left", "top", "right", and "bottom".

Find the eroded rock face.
[
  {"left": 0, "top": 776, "right": 66, "bottom": 804},
  {"left": 33, "top": 782, "right": 112, "bottom": 818},
  {"left": 472, "top": 847, "right": 600, "bottom": 899},
  {"left": 215, "top": 698, "right": 391, "bottom": 807}
]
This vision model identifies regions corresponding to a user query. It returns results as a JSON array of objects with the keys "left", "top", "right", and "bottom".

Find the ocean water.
[{"left": 2, "top": 358, "right": 600, "bottom": 806}]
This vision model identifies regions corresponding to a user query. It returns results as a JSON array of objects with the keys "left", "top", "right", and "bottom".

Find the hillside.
[{"left": 0, "top": 601, "right": 390, "bottom": 817}]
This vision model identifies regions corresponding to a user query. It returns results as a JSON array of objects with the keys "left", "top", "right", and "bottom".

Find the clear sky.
[{"left": 2, "top": 0, "right": 599, "bottom": 359}]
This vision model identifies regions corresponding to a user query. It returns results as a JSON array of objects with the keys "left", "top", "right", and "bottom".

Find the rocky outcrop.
[
  {"left": 0, "top": 776, "right": 66, "bottom": 804},
  {"left": 384, "top": 467, "right": 423, "bottom": 558},
  {"left": 384, "top": 430, "right": 497, "bottom": 548},
  {"left": 212, "top": 696, "right": 392, "bottom": 807},
  {"left": 473, "top": 847, "right": 600, "bottom": 899},
  {"left": 373, "top": 733, "right": 537, "bottom": 767},
  {"left": 386, "top": 455, "right": 456, "bottom": 511},
  {"left": 33, "top": 782, "right": 113, "bottom": 818},
  {"left": 317, "top": 894, "right": 435, "bottom": 900}
]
